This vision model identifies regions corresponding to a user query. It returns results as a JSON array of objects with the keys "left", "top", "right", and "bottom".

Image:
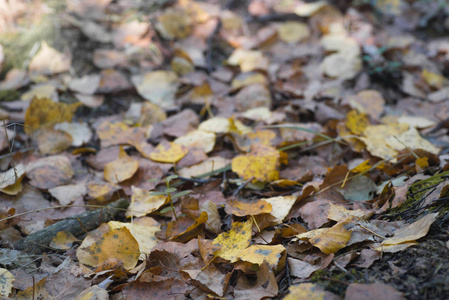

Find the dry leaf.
[
  {"left": 149, "top": 140, "right": 189, "bottom": 163},
  {"left": 213, "top": 219, "right": 252, "bottom": 263},
  {"left": 104, "top": 147, "right": 139, "bottom": 184},
  {"left": 232, "top": 144, "right": 280, "bottom": 182}
]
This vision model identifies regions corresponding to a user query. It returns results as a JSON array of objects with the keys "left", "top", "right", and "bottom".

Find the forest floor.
[{"left": 1, "top": 0, "right": 449, "bottom": 299}]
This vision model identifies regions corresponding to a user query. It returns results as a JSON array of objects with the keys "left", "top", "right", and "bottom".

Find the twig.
[
  {"left": 232, "top": 176, "right": 254, "bottom": 197},
  {"left": 14, "top": 198, "right": 129, "bottom": 254}
]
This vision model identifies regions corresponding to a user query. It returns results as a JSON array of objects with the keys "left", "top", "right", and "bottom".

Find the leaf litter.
[{"left": 0, "top": 0, "right": 449, "bottom": 299}]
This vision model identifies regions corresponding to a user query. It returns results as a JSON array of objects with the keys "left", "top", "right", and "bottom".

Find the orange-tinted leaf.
[
  {"left": 77, "top": 226, "right": 139, "bottom": 270},
  {"left": 169, "top": 211, "right": 208, "bottom": 243},
  {"left": 225, "top": 198, "right": 272, "bottom": 217},
  {"left": 104, "top": 147, "right": 139, "bottom": 183}
]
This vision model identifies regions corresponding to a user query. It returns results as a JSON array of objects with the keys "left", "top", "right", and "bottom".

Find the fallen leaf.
[
  {"left": 104, "top": 147, "right": 139, "bottom": 183},
  {"left": 29, "top": 42, "right": 71, "bottom": 75},
  {"left": 277, "top": 21, "right": 310, "bottom": 43},
  {"left": 156, "top": 7, "right": 192, "bottom": 40},
  {"left": 109, "top": 221, "right": 160, "bottom": 257},
  {"left": 36, "top": 128, "right": 73, "bottom": 154},
  {"left": 132, "top": 70, "right": 179, "bottom": 109},
  {"left": 77, "top": 226, "right": 139, "bottom": 270},
  {"left": 232, "top": 144, "right": 280, "bottom": 182},
  {"left": 227, "top": 49, "right": 269, "bottom": 72},
  {"left": 0, "top": 268, "right": 14, "bottom": 297},
  {"left": 213, "top": 219, "right": 252, "bottom": 262},
  {"left": 174, "top": 130, "right": 216, "bottom": 153},
  {"left": 237, "top": 244, "right": 285, "bottom": 268},
  {"left": 26, "top": 155, "right": 74, "bottom": 189},
  {"left": 225, "top": 198, "right": 272, "bottom": 217},
  {"left": 381, "top": 213, "right": 438, "bottom": 246},
  {"left": 149, "top": 140, "right": 189, "bottom": 163},
  {"left": 50, "top": 231, "right": 80, "bottom": 250},
  {"left": 24, "top": 98, "right": 80, "bottom": 135},
  {"left": 126, "top": 186, "right": 167, "bottom": 218},
  {"left": 178, "top": 156, "right": 230, "bottom": 178}
]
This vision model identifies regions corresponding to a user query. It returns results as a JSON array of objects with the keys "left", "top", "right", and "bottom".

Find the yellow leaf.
[
  {"left": 231, "top": 71, "right": 267, "bottom": 89},
  {"left": 277, "top": 21, "right": 310, "bottom": 43},
  {"left": 386, "top": 127, "right": 440, "bottom": 155},
  {"left": 422, "top": 69, "right": 447, "bottom": 89},
  {"left": 104, "top": 147, "right": 139, "bottom": 183},
  {"left": 77, "top": 226, "right": 139, "bottom": 270},
  {"left": 0, "top": 268, "right": 14, "bottom": 297},
  {"left": 237, "top": 244, "right": 285, "bottom": 268},
  {"left": 350, "top": 159, "right": 372, "bottom": 173},
  {"left": 346, "top": 110, "right": 369, "bottom": 135},
  {"left": 109, "top": 221, "right": 160, "bottom": 257},
  {"left": 156, "top": 7, "right": 192, "bottom": 39},
  {"left": 198, "top": 117, "right": 231, "bottom": 134},
  {"left": 174, "top": 129, "right": 216, "bottom": 153},
  {"left": 232, "top": 144, "right": 280, "bottom": 182},
  {"left": 359, "top": 123, "right": 409, "bottom": 161},
  {"left": 327, "top": 203, "right": 371, "bottom": 222},
  {"left": 416, "top": 156, "right": 429, "bottom": 172},
  {"left": 50, "top": 231, "right": 80, "bottom": 250},
  {"left": 381, "top": 213, "right": 437, "bottom": 246},
  {"left": 227, "top": 49, "right": 269, "bottom": 72},
  {"left": 24, "top": 97, "right": 80, "bottom": 135},
  {"left": 213, "top": 219, "right": 252, "bottom": 262},
  {"left": 284, "top": 283, "right": 325, "bottom": 300},
  {"left": 309, "top": 221, "right": 351, "bottom": 254},
  {"left": 170, "top": 211, "right": 208, "bottom": 243},
  {"left": 87, "top": 181, "right": 120, "bottom": 203},
  {"left": 126, "top": 186, "right": 167, "bottom": 218},
  {"left": 297, "top": 220, "right": 352, "bottom": 254},
  {"left": 225, "top": 198, "right": 272, "bottom": 217},
  {"left": 96, "top": 120, "right": 130, "bottom": 148},
  {"left": 149, "top": 140, "right": 188, "bottom": 163}
]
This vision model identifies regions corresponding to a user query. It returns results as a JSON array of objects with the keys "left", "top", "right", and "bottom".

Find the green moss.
[
  {"left": 0, "top": 89, "right": 20, "bottom": 102},
  {"left": 387, "top": 171, "right": 449, "bottom": 215},
  {"left": 310, "top": 268, "right": 364, "bottom": 296}
]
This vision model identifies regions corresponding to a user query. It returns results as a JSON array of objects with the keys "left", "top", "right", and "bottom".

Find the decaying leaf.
[
  {"left": 77, "top": 226, "right": 139, "bottom": 270},
  {"left": 104, "top": 147, "right": 139, "bottom": 183},
  {"left": 232, "top": 144, "right": 280, "bottom": 182},
  {"left": 213, "top": 219, "right": 252, "bottom": 263}
]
